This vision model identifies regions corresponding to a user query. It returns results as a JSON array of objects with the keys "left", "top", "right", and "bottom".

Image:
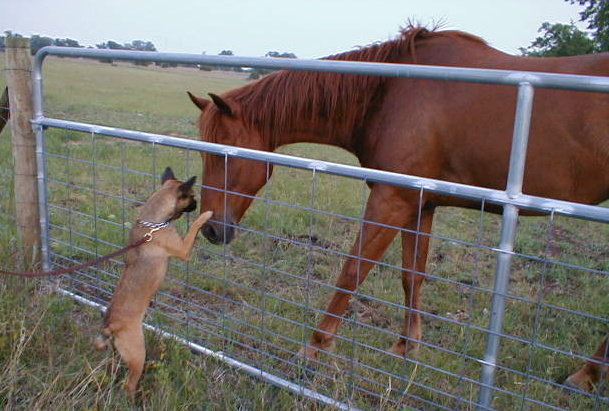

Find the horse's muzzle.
[{"left": 201, "top": 220, "right": 235, "bottom": 245}]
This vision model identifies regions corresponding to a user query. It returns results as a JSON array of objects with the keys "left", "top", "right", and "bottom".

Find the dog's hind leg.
[{"left": 113, "top": 326, "right": 146, "bottom": 400}]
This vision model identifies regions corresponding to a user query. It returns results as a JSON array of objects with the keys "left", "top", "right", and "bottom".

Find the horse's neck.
[{"left": 241, "top": 70, "right": 382, "bottom": 154}]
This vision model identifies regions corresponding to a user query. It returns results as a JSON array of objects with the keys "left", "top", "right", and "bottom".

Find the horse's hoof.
[
  {"left": 389, "top": 339, "right": 419, "bottom": 358},
  {"left": 297, "top": 345, "right": 320, "bottom": 360},
  {"left": 297, "top": 337, "right": 336, "bottom": 359}
]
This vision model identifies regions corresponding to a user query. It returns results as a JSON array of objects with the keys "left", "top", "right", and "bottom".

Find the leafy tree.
[
  {"left": 54, "top": 38, "right": 81, "bottom": 48},
  {"left": 566, "top": 0, "right": 609, "bottom": 51},
  {"left": 96, "top": 40, "right": 127, "bottom": 50},
  {"left": 107, "top": 40, "right": 123, "bottom": 50},
  {"left": 265, "top": 51, "right": 297, "bottom": 59},
  {"left": 96, "top": 40, "right": 157, "bottom": 66},
  {"left": 248, "top": 51, "right": 297, "bottom": 80},
  {"left": 520, "top": 21, "right": 595, "bottom": 56},
  {"left": 125, "top": 40, "right": 157, "bottom": 66},
  {"left": 522, "top": 1, "right": 609, "bottom": 56},
  {"left": 30, "top": 35, "right": 54, "bottom": 55},
  {"left": 127, "top": 40, "right": 157, "bottom": 52},
  {"left": 95, "top": 41, "right": 122, "bottom": 63}
]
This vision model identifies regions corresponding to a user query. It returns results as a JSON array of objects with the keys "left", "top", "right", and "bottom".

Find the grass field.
[{"left": 0, "top": 54, "right": 608, "bottom": 410}]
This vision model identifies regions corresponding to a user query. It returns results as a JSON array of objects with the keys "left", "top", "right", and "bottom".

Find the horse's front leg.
[
  {"left": 299, "top": 185, "right": 413, "bottom": 359},
  {"left": 389, "top": 208, "right": 434, "bottom": 357}
]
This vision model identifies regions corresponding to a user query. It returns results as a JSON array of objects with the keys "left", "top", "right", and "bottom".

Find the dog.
[{"left": 94, "top": 167, "right": 212, "bottom": 399}]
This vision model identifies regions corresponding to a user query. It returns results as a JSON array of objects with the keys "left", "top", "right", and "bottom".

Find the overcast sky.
[{"left": 1, "top": 0, "right": 587, "bottom": 59}]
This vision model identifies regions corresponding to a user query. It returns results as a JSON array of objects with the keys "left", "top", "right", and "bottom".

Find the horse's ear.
[
  {"left": 187, "top": 91, "right": 209, "bottom": 111},
  {"left": 208, "top": 93, "right": 234, "bottom": 117},
  {"left": 161, "top": 167, "right": 176, "bottom": 184}
]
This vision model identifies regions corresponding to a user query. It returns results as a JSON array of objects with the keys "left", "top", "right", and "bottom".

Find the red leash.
[
  {"left": 0, "top": 235, "right": 151, "bottom": 277},
  {"left": 0, "top": 220, "right": 170, "bottom": 278},
  {"left": 0, "top": 236, "right": 150, "bottom": 278}
]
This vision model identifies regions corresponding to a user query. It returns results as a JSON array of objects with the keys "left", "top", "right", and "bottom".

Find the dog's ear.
[
  {"left": 162, "top": 167, "right": 176, "bottom": 184},
  {"left": 179, "top": 176, "right": 197, "bottom": 193}
]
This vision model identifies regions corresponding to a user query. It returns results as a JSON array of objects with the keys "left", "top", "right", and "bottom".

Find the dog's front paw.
[{"left": 193, "top": 211, "right": 213, "bottom": 227}]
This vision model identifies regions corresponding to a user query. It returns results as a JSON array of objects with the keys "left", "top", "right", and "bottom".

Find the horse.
[{"left": 188, "top": 25, "right": 609, "bottom": 379}]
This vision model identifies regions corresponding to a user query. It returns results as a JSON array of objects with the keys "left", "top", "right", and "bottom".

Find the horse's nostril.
[
  {"left": 202, "top": 223, "right": 218, "bottom": 242},
  {"left": 201, "top": 221, "right": 234, "bottom": 245}
]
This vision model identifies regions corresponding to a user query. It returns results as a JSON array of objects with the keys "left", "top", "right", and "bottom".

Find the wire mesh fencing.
[{"left": 36, "top": 122, "right": 608, "bottom": 410}]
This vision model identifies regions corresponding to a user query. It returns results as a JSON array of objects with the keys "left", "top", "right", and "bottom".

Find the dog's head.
[{"left": 151, "top": 167, "right": 198, "bottom": 221}]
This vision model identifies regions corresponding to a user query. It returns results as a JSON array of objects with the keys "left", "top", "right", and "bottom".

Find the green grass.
[
  {"left": 0, "top": 279, "right": 326, "bottom": 410},
  {"left": 1, "top": 55, "right": 608, "bottom": 410},
  {"left": 41, "top": 57, "right": 249, "bottom": 136}
]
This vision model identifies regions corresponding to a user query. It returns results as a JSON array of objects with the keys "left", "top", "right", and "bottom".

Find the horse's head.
[{"left": 188, "top": 91, "right": 272, "bottom": 245}]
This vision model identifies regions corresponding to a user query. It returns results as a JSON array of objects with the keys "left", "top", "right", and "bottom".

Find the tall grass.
[{"left": 1, "top": 55, "right": 607, "bottom": 410}]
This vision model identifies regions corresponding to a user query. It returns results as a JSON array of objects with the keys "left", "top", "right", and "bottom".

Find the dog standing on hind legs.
[{"left": 94, "top": 167, "right": 212, "bottom": 399}]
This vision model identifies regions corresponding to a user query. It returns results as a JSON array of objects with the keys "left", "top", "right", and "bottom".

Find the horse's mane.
[{"left": 211, "top": 25, "right": 486, "bottom": 147}]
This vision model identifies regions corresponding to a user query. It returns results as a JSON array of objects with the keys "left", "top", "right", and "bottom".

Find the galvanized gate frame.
[{"left": 32, "top": 46, "right": 609, "bottom": 410}]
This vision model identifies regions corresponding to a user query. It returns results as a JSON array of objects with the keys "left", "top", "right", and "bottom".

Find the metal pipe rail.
[
  {"left": 34, "top": 46, "right": 609, "bottom": 92},
  {"left": 32, "top": 117, "right": 609, "bottom": 225}
]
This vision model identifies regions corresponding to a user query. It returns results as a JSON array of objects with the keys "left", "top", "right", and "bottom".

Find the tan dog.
[{"left": 94, "top": 167, "right": 212, "bottom": 398}]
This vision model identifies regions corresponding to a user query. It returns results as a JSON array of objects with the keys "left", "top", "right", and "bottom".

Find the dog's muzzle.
[{"left": 184, "top": 199, "right": 197, "bottom": 213}]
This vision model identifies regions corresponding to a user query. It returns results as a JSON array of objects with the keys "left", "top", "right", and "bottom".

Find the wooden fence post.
[{"left": 5, "top": 37, "right": 40, "bottom": 268}]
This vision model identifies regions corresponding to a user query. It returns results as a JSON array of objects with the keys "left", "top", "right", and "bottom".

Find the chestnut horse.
[{"left": 188, "top": 26, "right": 609, "bottom": 380}]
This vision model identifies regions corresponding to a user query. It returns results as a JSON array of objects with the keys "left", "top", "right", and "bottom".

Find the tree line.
[
  {"left": 0, "top": 31, "right": 295, "bottom": 79},
  {"left": 0, "top": 31, "right": 158, "bottom": 55}
]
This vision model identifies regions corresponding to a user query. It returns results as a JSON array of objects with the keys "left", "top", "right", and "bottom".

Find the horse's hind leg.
[
  {"left": 565, "top": 336, "right": 609, "bottom": 392},
  {"left": 113, "top": 325, "right": 146, "bottom": 400},
  {"left": 389, "top": 208, "right": 434, "bottom": 357}
]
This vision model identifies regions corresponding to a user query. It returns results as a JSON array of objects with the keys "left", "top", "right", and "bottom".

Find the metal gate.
[{"left": 30, "top": 46, "right": 609, "bottom": 410}]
